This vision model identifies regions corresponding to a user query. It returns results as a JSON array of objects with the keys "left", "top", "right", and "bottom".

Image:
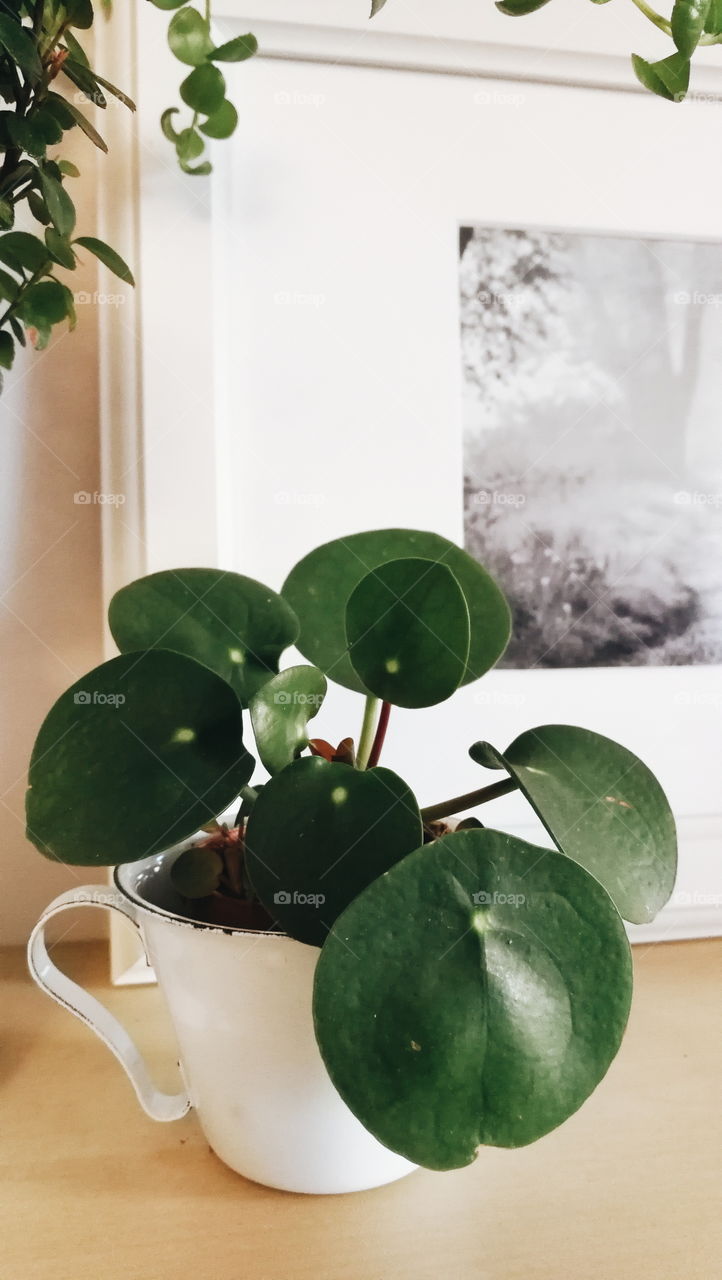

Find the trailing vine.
[{"left": 0, "top": 0, "right": 718, "bottom": 386}]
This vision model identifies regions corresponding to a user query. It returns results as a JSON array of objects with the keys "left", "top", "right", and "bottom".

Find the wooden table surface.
[{"left": 2, "top": 937, "right": 721, "bottom": 1280}]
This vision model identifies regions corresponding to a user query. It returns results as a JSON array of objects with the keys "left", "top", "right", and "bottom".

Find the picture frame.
[{"left": 101, "top": 0, "right": 722, "bottom": 980}]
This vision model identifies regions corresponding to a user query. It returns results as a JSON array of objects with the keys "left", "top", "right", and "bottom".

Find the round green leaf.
[
  {"left": 199, "top": 99, "right": 238, "bottom": 139},
  {"left": 249, "top": 665, "right": 327, "bottom": 775},
  {"left": 150, "top": 0, "right": 186, "bottom": 9},
  {"left": 17, "top": 280, "right": 69, "bottom": 328},
  {"left": 108, "top": 568, "right": 299, "bottom": 708},
  {"left": 472, "top": 725, "right": 677, "bottom": 925},
  {"left": 0, "top": 231, "right": 49, "bottom": 273},
  {"left": 168, "top": 6, "right": 213, "bottom": 64},
  {"left": 313, "top": 828, "right": 633, "bottom": 1169},
  {"left": 345, "top": 557, "right": 470, "bottom": 708},
  {"left": 176, "top": 126, "right": 204, "bottom": 162},
  {"left": 26, "top": 650, "right": 253, "bottom": 866},
  {"left": 180, "top": 64, "right": 226, "bottom": 115},
  {"left": 246, "top": 756, "right": 422, "bottom": 946},
  {"left": 170, "top": 846, "right": 223, "bottom": 897},
  {"left": 209, "top": 33, "right": 257, "bottom": 62},
  {"left": 282, "top": 529, "right": 510, "bottom": 695}
]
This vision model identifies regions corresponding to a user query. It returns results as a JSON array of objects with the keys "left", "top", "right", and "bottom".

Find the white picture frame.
[{"left": 100, "top": 0, "right": 722, "bottom": 979}]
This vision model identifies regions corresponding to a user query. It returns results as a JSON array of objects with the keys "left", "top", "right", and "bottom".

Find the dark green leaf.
[
  {"left": 45, "top": 94, "right": 77, "bottom": 131},
  {"left": 108, "top": 568, "right": 299, "bottom": 708},
  {"left": 283, "top": 529, "right": 510, "bottom": 695},
  {"left": 671, "top": 0, "right": 711, "bottom": 55},
  {"left": 631, "top": 51, "right": 690, "bottom": 101},
  {"left": 45, "top": 228, "right": 76, "bottom": 270},
  {"left": 471, "top": 725, "right": 677, "bottom": 924},
  {"left": 58, "top": 160, "right": 81, "bottom": 178},
  {"left": 91, "top": 71, "right": 136, "bottom": 111},
  {"left": 0, "top": 197, "right": 13, "bottom": 229},
  {"left": 32, "top": 107, "right": 65, "bottom": 145},
  {"left": 199, "top": 98, "right": 238, "bottom": 138},
  {"left": 246, "top": 756, "right": 423, "bottom": 945},
  {"left": 26, "top": 650, "right": 254, "bottom": 866},
  {"left": 168, "top": 6, "right": 213, "bottom": 65},
  {"left": 0, "top": 14, "right": 42, "bottom": 81},
  {"left": 39, "top": 168, "right": 76, "bottom": 236},
  {"left": 56, "top": 96, "right": 108, "bottom": 151},
  {"left": 495, "top": 0, "right": 553, "bottom": 11},
  {"left": 9, "top": 315, "right": 25, "bottom": 346},
  {"left": 704, "top": 0, "right": 722, "bottom": 31},
  {"left": 0, "top": 330, "right": 14, "bottom": 370},
  {"left": 0, "top": 230, "right": 48, "bottom": 272},
  {"left": 17, "top": 279, "right": 69, "bottom": 327},
  {"left": 73, "top": 236, "right": 134, "bottom": 285},
  {"left": 0, "top": 266, "right": 19, "bottom": 301},
  {"left": 180, "top": 63, "right": 226, "bottom": 115},
  {"left": 209, "top": 33, "right": 257, "bottom": 62},
  {"left": 5, "top": 113, "right": 46, "bottom": 156},
  {"left": 150, "top": 0, "right": 186, "bottom": 8},
  {"left": 314, "top": 828, "right": 632, "bottom": 1168},
  {"left": 161, "top": 107, "right": 181, "bottom": 141},
  {"left": 249, "top": 665, "right": 327, "bottom": 775},
  {"left": 65, "top": 0, "right": 93, "bottom": 30},
  {"left": 62, "top": 58, "right": 107, "bottom": 108},
  {"left": 175, "top": 126, "right": 204, "bottom": 162},
  {"left": 346, "top": 557, "right": 470, "bottom": 708},
  {"left": 62, "top": 29, "right": 89, "bottom": 67}
]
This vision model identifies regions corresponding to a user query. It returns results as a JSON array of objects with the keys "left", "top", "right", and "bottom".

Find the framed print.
[{"left": 100, "top": 1, "right": 722, "bottom": 976}]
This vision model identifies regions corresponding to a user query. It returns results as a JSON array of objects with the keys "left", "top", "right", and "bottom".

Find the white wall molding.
[{"left": 247, "top": 19, "right": 722, "bottom": 99}]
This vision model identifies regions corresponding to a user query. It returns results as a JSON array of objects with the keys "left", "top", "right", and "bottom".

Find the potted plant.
[{"left": 26, "top": 528, "right": 676, "bottom": 1194}]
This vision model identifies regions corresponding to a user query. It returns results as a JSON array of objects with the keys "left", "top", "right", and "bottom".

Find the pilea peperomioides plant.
[{"left": 25, "top": 528, "right": 677, "bottom": 1171}]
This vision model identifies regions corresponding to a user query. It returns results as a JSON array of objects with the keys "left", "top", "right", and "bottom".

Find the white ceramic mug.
[{"left": 27, "top": 851, "right": 416, "bottom": 1195}]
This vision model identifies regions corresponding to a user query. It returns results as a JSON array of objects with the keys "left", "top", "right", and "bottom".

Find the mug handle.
[{"left": 27, "top": 885, "right": 191, "bottom": 1122}]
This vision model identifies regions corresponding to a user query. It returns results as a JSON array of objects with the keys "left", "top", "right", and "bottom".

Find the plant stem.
[
  {"left": 356, "top": 694, "right": 380, "bottom": 770},
  {"left": 421, "top": 777, "right": 518, "bottom": 824},
  {"left": 628, "top": 0, "right": 672, "bottom": 35},
  {"left": 367, "top": 701, "right": 391, "bottom": 769}
]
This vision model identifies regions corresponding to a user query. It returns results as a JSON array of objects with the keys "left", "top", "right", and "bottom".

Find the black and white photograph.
[{"left": 460, "top": 225, "right": 722, "bottom": 668}]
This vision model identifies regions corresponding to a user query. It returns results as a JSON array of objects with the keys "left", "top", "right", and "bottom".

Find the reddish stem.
[{"left": 367, "top": 701, "right": 391, "bottom": 769}]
